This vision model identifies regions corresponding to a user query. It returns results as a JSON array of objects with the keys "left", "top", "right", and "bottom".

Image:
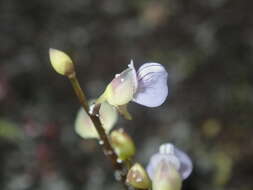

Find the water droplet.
[
  {"left": 136, "top": 178, "right": 143, "bottom": 183},
  {"left": 104, "top": 150, "right": 113, "bottom": 156},
  {"left": 114, "top": 170, "right": 122, "bottom": 181},
  {"left": 115, "top": 74, "right": 120, "bottom": 78},
  {"left": 99, "top": 140, "right": 104, "bottom": 145},
  {"left": 89, "top": 104, "right": 95, "bottom": 114},
  {"left": 120, "top": 78, "right": 124, "bottom": 82},
  {"left": 95, "top": 114, "right": 99, "bottom": 117},
  {"left": 118, "top": 128, "right": 124, "bottom": 133},
  {"left": 117, "top": 158, "right": 123, "bottom": 163}
]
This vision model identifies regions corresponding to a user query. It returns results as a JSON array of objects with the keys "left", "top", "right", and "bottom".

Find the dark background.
[{"left": 0, "top": 0, "right": 253, "bottom": 189}]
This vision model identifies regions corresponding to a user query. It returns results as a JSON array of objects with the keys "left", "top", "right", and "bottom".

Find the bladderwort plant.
[{"left": 49, "top": 48, "right": 193, "bottom": 190}]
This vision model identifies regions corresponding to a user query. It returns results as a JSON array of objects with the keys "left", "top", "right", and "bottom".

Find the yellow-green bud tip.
[
  {"left": 126, "top": 163, "right": 151, "bottom": 189},
  {"left": 49, "top": 48, "right": 75, "bottom": 77}
]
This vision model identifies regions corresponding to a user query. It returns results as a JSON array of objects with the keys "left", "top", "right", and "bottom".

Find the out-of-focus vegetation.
[{"left": 0, "top": 0, "right": 253, "bottom": 189}]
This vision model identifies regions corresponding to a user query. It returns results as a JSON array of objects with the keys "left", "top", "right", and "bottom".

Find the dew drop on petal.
[
  {"left": 118, "top": 128, "right": 124, "bottom": 133},
  {"left": 136, "top": 178, "right": 143, "bottom": 182},
  {"left": 99, "top": 140, "right": 104, "bottom": 145},
  {"left": 117, "top": 158, "right": 123, "bottom": 163}
]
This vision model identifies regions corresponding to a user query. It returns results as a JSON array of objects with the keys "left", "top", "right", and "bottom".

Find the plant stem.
[{"left": 68, "top": 73, "right": 127, "bottom": 185}]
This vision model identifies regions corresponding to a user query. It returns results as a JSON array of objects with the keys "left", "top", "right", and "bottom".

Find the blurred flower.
[
  {"left": 147, "top": 143, "right": 192, "bottom": 190},
  {"left": 141, "top": 1, "right": 170, "bottom": 29},
  {"left": 97, "top": 60, "right": 168, "bottom": 119},
  {"left": 75, "top": 101, "right": 118, "bottom": 139},
  {"left": 147, "top": 143, "right": 193, "bottom": 180}
]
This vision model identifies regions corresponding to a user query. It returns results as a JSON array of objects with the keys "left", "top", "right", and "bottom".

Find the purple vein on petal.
[{"left": 137, "top": 64, "right": 164, "bottom": 77}]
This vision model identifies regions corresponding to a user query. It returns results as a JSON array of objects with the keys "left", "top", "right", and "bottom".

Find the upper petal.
[{"left": 133, "top": 62, "right": 168, "bottom": 107}]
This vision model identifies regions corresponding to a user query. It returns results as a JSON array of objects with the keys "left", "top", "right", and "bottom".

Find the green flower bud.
[
  {"left": 152, "top": 160, "right": 182, "bottom": 190},
  {"left": 126, "top": 163, "right": 151, "bottom": 189},
  {"left": 110, "top": 129, "right": 135, "bottom": 160},
  {"left": 49, "top": 48, "right": 75, "bottom": 77}
]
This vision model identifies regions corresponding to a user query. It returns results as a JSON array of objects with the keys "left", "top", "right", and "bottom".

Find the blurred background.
[{"left": 0, "top": 0, "right": 253, "bottom": 189}]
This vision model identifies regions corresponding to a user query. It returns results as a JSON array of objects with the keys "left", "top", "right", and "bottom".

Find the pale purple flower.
[
  {"left": 147, "top": 143, "right": 193, "bottom": 180},
  {"left": 96, "top": 60, "right": 169, "bottom": 119},
  {"left": 130, "top": 61, "right": 169, "bottom": 107},
  {"left": 99, "top": 60, "right": 168, "bottom": 107}
]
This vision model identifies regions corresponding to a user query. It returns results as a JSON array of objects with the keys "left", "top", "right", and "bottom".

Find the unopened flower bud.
[
  {"left": 110, "top": 129, "right": 135, "bottom": 160},
  {"left": 152, "top": 160, "right": 182, "bottom": 190},
  {"left": 126, "top": 163, "right": 151, "bottom": 189},
  {"left": 49, "top": 48, "right": 75, "bottom": 77}
]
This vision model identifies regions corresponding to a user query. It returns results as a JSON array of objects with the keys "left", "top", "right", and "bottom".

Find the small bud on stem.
[
  {"left": 126, "top": 163, "right": 151, "bottom": 189},
  {"left": 49, "top": 48, "right": 75, "bottom": 77},
  {"left": 110, "top": 129, "right": 136, "bottom": 160}
]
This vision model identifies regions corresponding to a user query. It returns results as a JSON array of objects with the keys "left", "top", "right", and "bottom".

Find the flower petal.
[
  {"left": 75, "top": 107, "right": 98, "bottom": 139},
  {"left": 152, "top": 160, "right": 182, "bottom": 190},
  {"left": 99, "top": 101, "right": 118, "bottom": 132},
  {"left": 146, "top": 143, "right": 193, "bottom": 180},
  {"left": 174, "top": 146, "right": 193, "bottom": 180},
  {"left": 103, "top": 65, "right": 138, "bottom": 106},
  {"left": 133, "top": 62, "right": 168, "bottom": 107},
  {"left": 146, "top": 153, "right": 180, "bottom": 180}
]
